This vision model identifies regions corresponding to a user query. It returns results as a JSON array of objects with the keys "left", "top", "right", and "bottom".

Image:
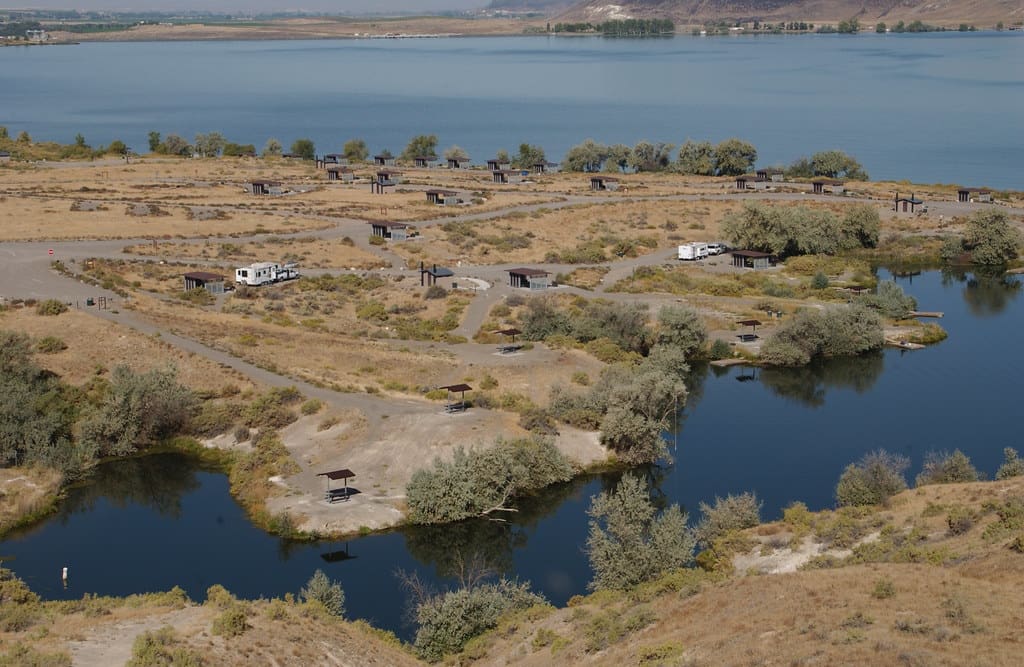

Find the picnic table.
[
  {"left": 497, "top": 343, "right": 523, "bottom": 354},
  {"left": 736, "top": 333, "right": 759, "bottom": 343}
]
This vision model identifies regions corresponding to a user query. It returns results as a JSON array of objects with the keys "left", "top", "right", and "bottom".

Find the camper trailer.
[
  {"left": 678, "top": 242, "right": 709, "bottom": 261},
  {"left": 235, "top": 262, "right": 300, "bottom": 286}
]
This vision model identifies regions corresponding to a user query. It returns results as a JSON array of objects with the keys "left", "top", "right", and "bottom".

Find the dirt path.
[{"left": 66, "top": 606, "right": 210, "bottom": 667}]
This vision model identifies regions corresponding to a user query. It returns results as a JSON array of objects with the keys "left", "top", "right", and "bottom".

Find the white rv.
[
  {"left": 235, "top": 262, "right": 300, "bottom": 286},
  {"left": 678, "top": 242, "right": 709, "bottom": 261}
]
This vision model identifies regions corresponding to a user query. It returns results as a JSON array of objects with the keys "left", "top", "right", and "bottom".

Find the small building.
[
  {"left": 280, "top": 153, "right": 305, "bottom": 161},
  {"left": 326, "top": 166, "right": 354, "bottom": 182},
  {"left": 590, "top": 175, "right": 620, "bottom": 191},
  {"left": 447, "top": 156, "right": 469, "bottom": 169},
  {"left": 420, "top": 262, "right": 454, "bottom": 286},
  {"left": 183, "top": 271, "right": 225, "bottom": 294},
  {"left": 730, "top": 250, "right": 773, "bottom": 270},
  {"left": 368, "top": 220, "right": 412, "bottom": 241},
  {"left": 371, "top": 169, "right": 402, "bottom": 193},
  {"left": 532, "top": 161, "right": 559, "bottom": 173},
  {"left": 25, "top": 29, "right": 49, "bottom": 42},
  {"left": 413, "top": 156, "right": 437, "bottom": 168},
  {"left": 957, "top": 188, "right": 991, "bottom": 203},
  {"left": 507, "top": 268, "right": 550, "bottom": 289},
  {"left": 894, "top": 192, "right": 924, "bottom": 213},
  {"left": 246, "top": 180, "right": 282, "bottom": 196},
  {"left": 737, "top": 174, "right": 770, "bottom": 190},
  {"left": 373, "top": 154, "right": 396, "bottom": 166},
  {"left": 756, "top": 168, "right": 785, "bottom": 182},
  {"left": 425, "top": 189, "right": 459, "bottom": 205},
  {"left": 486, "top": 158, "right": 511, "bottom": 171},
  {"left": 812, "top": 179, "right": 845, "bottom": 195},
  {"left": 492, "top": 169, "right": 525, "bottom": 185},
  {"left": 316, "top": 153, "right": 346, "bottom": 168},
  {"left": 0, "top": 151, "right": 9, "bottom": 164}
]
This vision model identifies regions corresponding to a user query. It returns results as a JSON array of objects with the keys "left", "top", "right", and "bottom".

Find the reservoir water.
[
  {"left": 2, "top": 268, "right": 1021, "bottom": 640},
  {"left": 1, "top": 33, "right": 1022, "bottom": 189}
]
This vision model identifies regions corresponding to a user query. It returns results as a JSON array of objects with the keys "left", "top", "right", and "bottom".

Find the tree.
[
  {"left": 962, "top": 210, "right": 1019, "bottom": 265},
  {"left": 147, "top": 131, "right": 161, "bottom": 152},
  {"left": 605, "top": 143, "right": 631, "bottom": 173},
  {"left": 495, "top": 148, "right": 510, "bottom": 164},
  {"left": 443, "top": 144, "right": 468, "bottom": 161},
  {"left": 628, "top": 141, "right": 674, "bottom": 172},
  {"left": 655, "top": 304, "right": 707, "bottom": 357},
  {"left": 194, "top": 132, "right": 226, "bottom": 158},
  {"left": 301, "top": 569, "right": 345, "bottom": 617},
  {"left": 586, "top": 473, "right": 696, "bottom": 591},
  {"left": 760, "top": 305, "right": 883, "bottom": 366},
  {"left": 401, "top": 134, "right": 438, "bottom": 162},
  {"left": 289, "top": 138, "right": 315, "bottom": 160},
  {"left": 675, "top": 140, "right": 715, "bottom": 175},
  {"left": 996, "top": 448, "right": 1024, "bottom": 480},
  {"left": 342, "top": 138, "right": 368, "bottom": 162},
  {"left": 222, "top": 142, "right": 256, "bottom": 157},
  {"left": 876, "top": 22, "right": 886, "bottom": 33},
  {"left": 161, "top": 134, "right": 191, "bottom": 156},
  {"left": 863, "top": 280, "right": 916, "bottom": 318},
  {"left": 74, "top": 133, "right": 87, "bottom": 148},
  {"left": 0, "top": 126, "right": 8, "bottom": 140},
  {"left": 713, "top": 138, "right": 757, "bottom": 176},
  {"left": 836, "top": 450, "right": 909, "bottom": 506},
  {"left": 16, "top": 131, "right": 32, "bottom": 144},
  {"left": 512, "top": 143, "right": 546, "bottom": 169},
  {"left": 810, "top": 150, "right": 868, "bottom": 180},
  {"left": 841, "top": 203, "right": 880, "bottom": 248},
  {"left": 262, "top": 138, "right": 282, "bottom": 157},
  {"left": 562, "top": 139, "right": 608, "bottom": 172}
]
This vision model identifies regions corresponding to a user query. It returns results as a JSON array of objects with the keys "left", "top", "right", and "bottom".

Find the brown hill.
[{"left": 558, "top": 0, "right": 1024, "bottom": 27}]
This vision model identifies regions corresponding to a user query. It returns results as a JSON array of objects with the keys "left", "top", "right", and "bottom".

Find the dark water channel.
[{"left": 2, "top": 268, "right": 1021, "bottom": 640}]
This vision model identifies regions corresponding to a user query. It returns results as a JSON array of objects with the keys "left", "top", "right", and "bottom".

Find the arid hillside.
[{"left": 559, "top": 0, "right": 1024, "bottom": 26}]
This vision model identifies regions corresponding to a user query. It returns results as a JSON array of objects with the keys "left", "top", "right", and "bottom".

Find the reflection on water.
[
  {"left": 943, "top": 267, "right": 1023, "bottom": 317},
  {"left": 759, "top": 352, "right": 885, "bottom": 408}
]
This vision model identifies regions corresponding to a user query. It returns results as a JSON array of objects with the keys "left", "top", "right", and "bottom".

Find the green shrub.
[
  {"left": 211, "top": 604, "right": 249, "bottom": 637},
  {"left": 35, "top": 299, "right": 68, "bottom": 316},
  {"left": 127, "top": 626, "right": 203, "bottom": 667},
  {"left": 407, "top": 437, "right": 573, "bottom": 524},
  {"left": 423, "top": 285, "right": 448, "bottom": 300},
  {"left": 35, "top": 336, "right": 67, "bottom": 353},
  {"left": 300, "top": 398, "right": 323, "bottom": 415},
  {"left": 783, "top": 501, "right": 813, "bottom": 528},
  {"left": 413, "top": 579, "right": 545, "bottom": 662},
  {"left": 300, "top": 569, "right": 345, "bottom": 617},
  {"left": 916, "top": 450, "right": 981, "bottom": 486},
  {"left": 836, "top": 450, "right": 909, "bottom": 506},
  {"left": 695, "top": 492, "right": 761, "bottom": 547},
  {"left": 860, "top": 280, "right": 916, "bottom": 318},
  {"left": 810, "top": 272, "right": 830, "bottom": 290},
  {"left": 872, "top": 577, "right": 896, "bottom": 599},
  {"left": 708, "top": 338, "right": 732, "bottom": 360},
  {"left": 0, "top": 644, "right": 72, "bottom": 667}
]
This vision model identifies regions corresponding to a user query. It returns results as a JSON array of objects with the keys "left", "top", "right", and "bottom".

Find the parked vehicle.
[
  {"left": 678, "top": 242, "right": 709, "bottom": 261},
  {"left": 706, "top": 242, "right": 727, "bottom": 255},
  {"left": 235, "top": 262, "right": 300, "bottom": 286}
]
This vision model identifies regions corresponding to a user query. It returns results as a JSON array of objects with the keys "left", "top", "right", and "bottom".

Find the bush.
[
  {"left": 810, "top": 272, "right": 830, "bottom": 290},
  {"left": 127, "top": 626, "right": 203, "bottom": 667},
  {"left": 656, "top": 304, "right": 707, "bottom": 358},
  {"left": 424, "top": 285, "right": 448, "bottom": 300},
  {"left": 211, "top": 605, "right": 249, "bottom": 637},
  {"left": 300, "top": 398, "right": 323, "bottom": 415},
  {"left": 35, "top": 299, "right": 68, "bottom": 316},
  {"left": 962, "top": 209, "right": 1019, "bottom": 265},
  {"left": 709, "top": 338, "right": 732, "bottom": 360},
  {"left": 35, "top": 336, "right": 67, "bottom": 353},
  {"left": 300, "top": 569, "right": 345, "bottom": 617},
  {"left": 407, "top": 437, "right": 573, "bottom": 524},
  {"left": 79, "top": 366, "right": 197, "bottom": 457},
  {"left": 872, "top": 577, "right": 896, "bottom": 599},
  {"left": 996, "top": 447, "right": 1024, "bottom": 480},
  {"left": 946, "top": 506, "right": 976, "bottom": 536},
  {"left": 413, "top": 579, "right": 546, "bottom": 661},
  {"left": 586, "top": 474, "right": 696, "bottom": 591},
  {"left": 695, "top": 492, "right": 762, "bottom": 547},
  {"left": 861, "top": 280, "right": 916, "bottom": 318},
  {"left": 916, "top": 450, "right": 981, "bottom": 486},
  {"left": 0, "top": 644, "right": 72, "bottom": 667},
  {"left": 836, "top": 450, "right": 909, "bottom": 506},
  {"left": 760, "top": 305, "right": 883, "bottom": 366}
]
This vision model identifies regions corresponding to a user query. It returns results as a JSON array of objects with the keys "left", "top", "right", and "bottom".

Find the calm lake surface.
[
  {"left": 1, "top": 34, "right": 1022, "bottom": 189},
  {"left": 2, "top": 268, "right": 1021, "bottom": 640}
]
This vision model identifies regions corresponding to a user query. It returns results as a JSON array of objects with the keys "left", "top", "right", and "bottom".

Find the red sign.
[{"left": 48, "top": 249, "right": 54, "bottom": 255}]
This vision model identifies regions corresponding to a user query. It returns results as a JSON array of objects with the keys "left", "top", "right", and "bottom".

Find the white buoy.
[{"left": 62, "top": 566, "right": 68, "bottom": 581}]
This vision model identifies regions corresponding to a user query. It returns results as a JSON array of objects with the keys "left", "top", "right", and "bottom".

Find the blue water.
[
  {"left": 2, "top": 268, "right": 1020, "bottom": 640},
  {"left": 1, "top": 34, "right": 1022, "bottom": 188}
]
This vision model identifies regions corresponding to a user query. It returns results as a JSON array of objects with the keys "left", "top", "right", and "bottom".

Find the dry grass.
[
  {"left": 0, "top": 306, "right": 257, "bottom": 393},
  {"left": 0, "top": 467, "right": 62, "bottom": 534}
]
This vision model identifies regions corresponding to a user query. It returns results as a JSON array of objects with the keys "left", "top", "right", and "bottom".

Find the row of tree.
[
  {"left": 721, "top": 201, "right": 881, "bottom": 257},
  {"left": 551, "top": 19, "right": 675, "bottom": 36}
]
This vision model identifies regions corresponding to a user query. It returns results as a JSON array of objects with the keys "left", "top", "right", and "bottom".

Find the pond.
[{"left": 2, "top": 267, "right": 1021, "bottom": 640}]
